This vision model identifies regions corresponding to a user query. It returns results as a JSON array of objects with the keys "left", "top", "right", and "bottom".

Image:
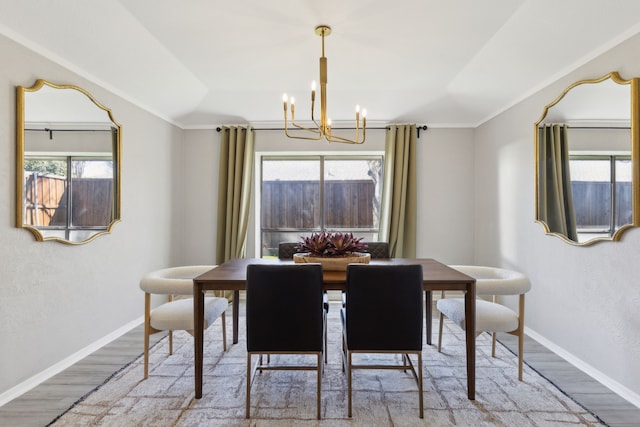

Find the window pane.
[
  {"left": 23, "top": 159, "right": 67, "bottom": 227},
  {"left": 615, "top": 158, "right": 632, "bottom": 229},
  {"left": 261, "top": 159, "right": 321, "bottom": 256},
  {"left": 260, "top": 156, "right": 383, "bottom": 258},
  {"left": 323, "top": 159, "right": 382, "bottom": 229},
  {"left": 71, "top": 159, "right": 114, "bottom": 227},
  {"left": 261, "top": 159, "right": 320, "bottom": 229},
  {"left": 570, "top": 159, "right": 610, "bottom": 231}
]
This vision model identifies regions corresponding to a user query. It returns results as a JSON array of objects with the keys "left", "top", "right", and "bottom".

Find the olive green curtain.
[
  {"left": 379, "top": 124, "right": 417, "bottom": 257},
  {"left": 538, "top": 124, "right": 577, "bottom": 241},
  {"left": 215, "top": 126, "right": 255, "bottom": 264}
]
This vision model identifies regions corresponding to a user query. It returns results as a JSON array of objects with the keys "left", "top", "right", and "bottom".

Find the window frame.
[
  {"left": 569, "top": 153, "right": 632, "bottom": 237},
  {"left": 23, "top": 154, "right": 115, "bottom": 241},
  {"left": 258, "top": 154, "right": 384, "bottom": 257}
]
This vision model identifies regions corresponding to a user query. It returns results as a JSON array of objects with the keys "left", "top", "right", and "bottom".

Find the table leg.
[
  {"left": 425, "top": 291, "right": 432, "bottom": 345},
  {"left": 464, "top": 283, "right": 476, "bottom": 400},
  {"left": 233, "top": 290, "right": 240, "bottom": 344},
  {"left": 194, "top": 283, "right": 205, "bottom": 399}
]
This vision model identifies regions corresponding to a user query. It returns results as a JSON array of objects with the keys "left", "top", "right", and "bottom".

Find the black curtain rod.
[
  {"left": 568, "top": 126, "right": 631, "bottom": 130},
  {"left": 542, "top": 125, "right": 631, "bottom": 130},
  {"left": 25, "top": 127, "right": 112, "bottom": 140},
  {"left": 216, "top": 125, "right": 429, "bottom": 137},
  {"left": 25, "top": 128, "right": 112, "bottom": 133}
]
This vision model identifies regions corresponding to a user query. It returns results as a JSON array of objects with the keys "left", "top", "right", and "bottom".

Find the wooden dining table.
[{"left": 193, "top": 257, "right": 477, "bottom": 400}]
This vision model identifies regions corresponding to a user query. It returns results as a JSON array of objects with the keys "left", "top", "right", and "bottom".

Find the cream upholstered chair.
[
  {"left": 436, "top": 265, "right": 530, "bottom": 380},
  {"left": 140, "top": 265, "right": 228, "bottom": 379}
]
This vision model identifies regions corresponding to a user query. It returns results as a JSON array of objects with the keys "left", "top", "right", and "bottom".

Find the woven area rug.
[{"left": 51, "top": 303, "right": 603, "bottom": 426}]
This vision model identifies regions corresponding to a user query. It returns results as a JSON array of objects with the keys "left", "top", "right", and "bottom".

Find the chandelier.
[{"left": 282, "top": 25, "right": 366, "bottom": 144}]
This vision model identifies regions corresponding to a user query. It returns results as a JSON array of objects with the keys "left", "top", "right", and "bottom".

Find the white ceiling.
[{"left": 2, "top": 0, "right": 640, "bottom": 129}]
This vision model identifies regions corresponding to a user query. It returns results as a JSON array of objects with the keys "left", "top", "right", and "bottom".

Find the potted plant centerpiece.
[{"left": 293, "top": 231, "right": 371, "bottom": 271}]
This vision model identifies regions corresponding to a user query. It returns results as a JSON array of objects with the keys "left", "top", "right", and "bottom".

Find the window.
[
  {"left": 260, "top": 156, "right": 383, "bottom": 257},
  {"left": 569, "top": 155, "right": 632, "bottom": 238},
  {"left": 23, "top": 156, "right": 115, "bottom": 241}
]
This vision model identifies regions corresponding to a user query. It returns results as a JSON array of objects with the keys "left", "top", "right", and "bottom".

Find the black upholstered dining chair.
[
  {"left": 279, "top": 241, "right": 330, "bottom": 361},
  {"left": 340, "top": 241, "right": 390, "bottom": 307},
  {"left": 277, "top": 241, "right": 299, "bottom": 260},
  {"left": 341, "top": 264, "right": 424, "bottom": 418},
  {"left": 363, "top": 241, "right": 390, "bottom": 258},
  {"left": 245, "top": 264, "right": 326, "bottom": 419}
]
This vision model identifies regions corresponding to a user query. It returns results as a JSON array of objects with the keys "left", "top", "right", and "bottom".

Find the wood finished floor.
[
  {"left": 1, "top": 307, "right": 639, "bottom": 427},
  {"left": 498, "top": 334, "right": 640, "bottom": 427}
]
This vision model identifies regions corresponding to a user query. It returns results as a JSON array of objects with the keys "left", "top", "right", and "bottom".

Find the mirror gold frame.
[
  {"left": 534, "top": 71, "right": 640, "bottom": 246},
  {"left": 16, "top": 79, "right": 122, "bottom": 244}
]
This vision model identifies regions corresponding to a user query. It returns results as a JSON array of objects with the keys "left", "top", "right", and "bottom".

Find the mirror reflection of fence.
[
  {"left": 16, "top": 79, "right": 121, "bottom": 244},
  {"left": 534, "top": 72, "right": 640, "bottom": 246},
  {"left": 568, "top": 127, "right": 632, "bottom": 243}
]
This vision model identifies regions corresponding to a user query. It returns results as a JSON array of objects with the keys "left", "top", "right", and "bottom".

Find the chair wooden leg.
[
  {"left": 341, "top": 332, "right": 346, "bottom": 373},
  {"left": 221, "top": 311, "right": 227, "bottom": 351},
  {"left": 316, "top": 353, "right": 322, "bottom": 420},
  {"left": 324, "top": 326, "right": 328, "bottom": 364},
  {"left": 491, "top": 332, "right": 497, "bottom": 357},
  {"left": 418, "top": 352, "right": 424, "bottom": 419},
  {"left": 437, "top": 311, "right": 444, "bottom": 352},
  {"left": 246, "top": 353, "right": 252, "bottom": 419},
  {"left": 143, "top": 293, "right": 151, "bottom": 380},
  {"left": 517, "top": 330, "right": 524, "bottom": 381},
  {"left": 518, "top": 293, "right": 526, "bottom": 381},
  {"left": 347, "top": 351, "right": 353, "bottom": 418},
  {"left": 143, "top": 336, "right": 149, "bottom": 379},
  {"left": 168, "top": 295, "right": 174, "bottom": 355}
]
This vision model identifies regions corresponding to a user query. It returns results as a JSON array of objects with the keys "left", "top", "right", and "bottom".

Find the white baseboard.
[
  {"left": 0, "top": 316, "right": 143, "bottom": 407},
  {"left": 525, "top": 326, "right": 640, "bottom": 408}
]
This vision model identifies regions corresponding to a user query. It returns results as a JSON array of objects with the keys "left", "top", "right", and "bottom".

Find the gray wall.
[
  {"left": 0, "top": 34, "right": 184, "bottom": 400},
  {"left": 474, "top": 34, "right": 640, "bottom": 403}
]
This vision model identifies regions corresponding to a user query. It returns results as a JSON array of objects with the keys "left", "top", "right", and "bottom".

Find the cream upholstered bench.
[
  {"left": 140, "top": 265, "right": 228, "bottom": 379},
  {"left": 436, "top": 265, "right": 530, "bottom": 380}
]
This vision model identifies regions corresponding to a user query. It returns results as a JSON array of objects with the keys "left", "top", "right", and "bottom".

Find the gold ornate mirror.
[
  {"left": 16, "top": 79, "right": 122, "bottom": 244},
  {"left": 535, "top": 72, "right": 639, "bottom": 245}
]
